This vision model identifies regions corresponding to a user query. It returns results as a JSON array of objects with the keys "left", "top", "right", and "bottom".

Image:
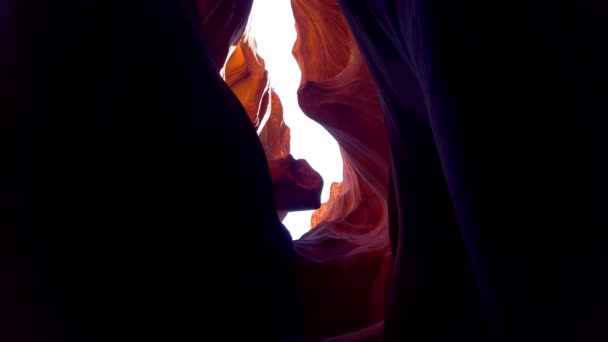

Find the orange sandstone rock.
[
  {"left": 224, "top": 38, "right": 270, "bottom": 128},
  {"left": 292, "top": 0, "right": 392, "bottom": 338}
]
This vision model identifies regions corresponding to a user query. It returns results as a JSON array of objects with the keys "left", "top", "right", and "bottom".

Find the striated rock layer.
[{"left": 291, "top": 0, "right": 392, "bottom": 339}]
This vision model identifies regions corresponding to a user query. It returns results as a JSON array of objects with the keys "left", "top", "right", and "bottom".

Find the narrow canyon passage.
[
  {"left": 247, "top": 0, "right": 344, "bottom": 239},
  {"left": 1, "top": 0, "right": 606, "bottom": 341},
  {"left": 220, "top": 0, "right": 394, "bottom": 338}
]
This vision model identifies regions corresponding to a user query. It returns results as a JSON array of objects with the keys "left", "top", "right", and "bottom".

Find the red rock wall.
[
  {"left": 199, "top": 0, "right": 392, "bottom": 338},
  {"left": 291, "top": 0, "right": 392, "bottom": 339},
  {"left": 224, "top": 38, "right": 271, "bottom": 129}
]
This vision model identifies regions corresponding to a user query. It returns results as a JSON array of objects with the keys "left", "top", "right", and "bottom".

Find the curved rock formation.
[
  {"left": 223, "top": 37, "right": 270, "bottom": 128},
  {"left": 291, "top": 0, "right": 392, "bottom": 339}
]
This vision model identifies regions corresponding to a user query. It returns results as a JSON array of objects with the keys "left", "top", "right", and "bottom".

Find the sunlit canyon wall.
[
  {"left": 199, "top": 0, "right": 392, "bottom": 340},
  {"left": 291, "top": 0, "right": 392, "bottom": 339}
]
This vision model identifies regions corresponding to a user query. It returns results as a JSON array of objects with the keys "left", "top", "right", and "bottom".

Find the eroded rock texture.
[
  {"left": 223, "top": 36, "right": 323, "bottom": 213},
  {"left": 291, "top": 0, "right": 392, "bottom": 339}
]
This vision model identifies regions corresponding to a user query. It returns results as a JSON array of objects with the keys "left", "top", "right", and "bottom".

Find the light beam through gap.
[{"left": 248, "top": 1, "right": 344, "bottom": 239}]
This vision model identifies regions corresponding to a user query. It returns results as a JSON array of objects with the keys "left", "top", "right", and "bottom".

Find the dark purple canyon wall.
[{"left": 338, "top": 1, "right": 608, "bottom": 341}]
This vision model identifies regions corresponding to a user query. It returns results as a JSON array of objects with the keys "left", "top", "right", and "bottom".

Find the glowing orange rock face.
[
  {"left": 292, "top": 0, "right": 392, "bottom": 339},
  {"left": 224, "top": 39, "right": 270, "bottom": 128},
  {"left": 259, "top": 91, "right": 291, "bottom": 160}
]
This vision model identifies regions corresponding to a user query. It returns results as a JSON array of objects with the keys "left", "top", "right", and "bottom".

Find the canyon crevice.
[
  {"left": 2, "top": 0, "right": 605, "bottom": 341},
  {"left": 216, "top": 0, "right": 393, "bottom": 338}
]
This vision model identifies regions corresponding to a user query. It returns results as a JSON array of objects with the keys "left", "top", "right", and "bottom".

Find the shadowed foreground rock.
[{"left": 1, "top": 0, "right": 300, "bottom": 340}]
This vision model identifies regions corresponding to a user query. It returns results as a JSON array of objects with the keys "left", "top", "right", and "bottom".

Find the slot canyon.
[{"left": 1, "top": 0, "right": 607, "bottom": 341}]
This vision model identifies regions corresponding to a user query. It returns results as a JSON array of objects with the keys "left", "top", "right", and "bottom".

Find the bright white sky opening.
[{"left": 248, "top": 1, "right": 343, "bottom": 240}]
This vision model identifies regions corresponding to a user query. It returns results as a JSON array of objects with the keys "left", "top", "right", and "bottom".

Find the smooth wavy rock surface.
[{"left": 291, "top": 0, "right": 392, "bottom": 338}]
